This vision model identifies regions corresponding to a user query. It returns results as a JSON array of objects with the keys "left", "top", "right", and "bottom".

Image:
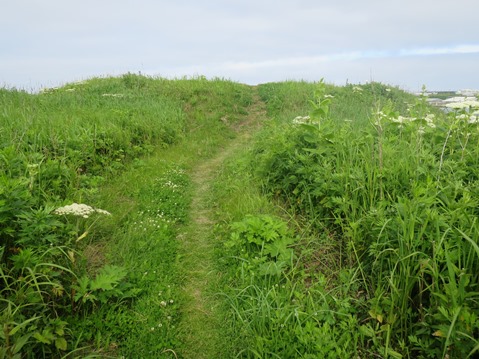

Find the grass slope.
[{"left": 2, "top": 76, "right": 478, "bottom": 359}]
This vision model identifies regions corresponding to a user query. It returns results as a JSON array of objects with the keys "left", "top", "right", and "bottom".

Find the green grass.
[
  {"left": 2, "top": 75, "right": 479, "bottom": 358},
  {"left": 246, "top": 80, "right": 479, "bottom": 358},
  {"left": 0, "top": 74, "right": 253, "bottom": 358}
]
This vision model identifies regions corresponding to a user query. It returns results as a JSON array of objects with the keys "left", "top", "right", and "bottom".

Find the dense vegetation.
[
  {"left": 0, "top": 74, "right": 252, "bottom": 358},
  {"left": 1, "top": 75, "right": 478, "bottom": 358},
  {"left": 221, "top": 80, "right": 478, "bottom": 358}
]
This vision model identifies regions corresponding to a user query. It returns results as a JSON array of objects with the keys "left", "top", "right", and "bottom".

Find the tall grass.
[
  {"left": 249, "top": 81, "right": 479, "bottom": 358},
  {"left": 0, "top": 74, "right": 253, "bottom": 357}
]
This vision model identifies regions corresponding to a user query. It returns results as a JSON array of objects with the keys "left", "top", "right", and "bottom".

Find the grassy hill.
[{"left": 1, "top": 75, "right": 478, "bottom": 358}]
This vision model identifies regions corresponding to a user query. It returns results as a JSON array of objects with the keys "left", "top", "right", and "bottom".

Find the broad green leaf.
[
  {"left": 387, "top": 347, "right": 403, "bottom": 358},
  {"left": 90, "top": 265, "right": 127, "bottom": 291},
  {"left": 55, "top": 337, "right": 67, "bottom": 351},
  {"left": 12, "top": 334, "right": 31, "bottom": 354},
  {"left": 33, "top": 331, "right": 52, "bottom": 345},
  {"left": 9, "top": 316, "right": 40, "bottom": 336},
  {"left": 359, "top": 324, "right": 376, "bottom": 337}
]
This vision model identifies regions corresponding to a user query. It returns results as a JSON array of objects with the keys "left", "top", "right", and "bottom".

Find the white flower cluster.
[
  {"left": 54, "top": 203, "right": 111, "bottom": 218},
  {"left": 445, "top": 100, "right": 479, "bottom": 110},
  {"left": 456, "top": 113, "right": 479, "bottom": 124},
  {"left": 163, "top": 180, "right": 179, "bottom": 189},
  {"left": 390, "top": 114, "right": 436, "bottom": 129},
  {"left": 292, "top": 116, "right": 311, "bottom": 125},
  {"left": 134, "top": 209, "right": 173, "bottom": 230},
  {"left": 353, "top": 86, "right": 363, "bottom": 94},
  {"left": 102, "top": 93, "right": 124, "bottom": 98}
]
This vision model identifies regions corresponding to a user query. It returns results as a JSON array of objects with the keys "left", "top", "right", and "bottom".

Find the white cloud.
[
  {"left": 214, "top": 44, "right": 479, "bottom": 72},
  {"left": 2, "top": 1, "right": 479, "bottom": 90},
  {"left": 400, "top": 45, "right": 479, "bottom": 57}
]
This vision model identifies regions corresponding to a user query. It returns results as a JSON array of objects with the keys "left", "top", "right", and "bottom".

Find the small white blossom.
[
  {"left": 425, "top": 114, "right": 436, "bottom": 128},
  {"left": 391, "top": 116, "right": 407, "bottom": 124}
]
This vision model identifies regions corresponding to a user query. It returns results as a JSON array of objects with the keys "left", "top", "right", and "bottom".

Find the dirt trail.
[{"left": 177, "top": 88, "right": 266, "bottom": 358}]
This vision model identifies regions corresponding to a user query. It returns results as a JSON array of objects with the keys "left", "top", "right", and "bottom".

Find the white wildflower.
[
  {"left": 468, "top": 115, "right": 478, "bottom": 124},
  {"left": 352, "top": 86, "right": 363, "bottom": 93},
  {"left": 425, "top": 114, "right": 436, "bottom": 128},
  {"left": 464, "top": 100, "right": 479, "bottom": 108},
  {"left": 160, "top": 301, "right": 167, "bottom": 307},
  {"left": 446, "top": 102, "right": 468, "bottom": 110},
  {"left": 54, "top": 203, "right": 111, "bottom": 218},
  {"left": 391, "top": 116, "right": 407, "bottom": 124},
  {"left": 374, "top": 111, "right": 388, "bottom": 126},
  {"left": 446, "top": 100, "right": 479, "bottom": 110},
  {"left": 102, "top": 93, "right": 124, "bottom": 98},
  {"left": 292, "top": 116, "right": 310, "bottom": 125}
]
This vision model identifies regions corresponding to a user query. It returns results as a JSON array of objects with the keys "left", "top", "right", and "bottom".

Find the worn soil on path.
[{"left": 177, "top": 88, "right": 266, "bottom": 358}]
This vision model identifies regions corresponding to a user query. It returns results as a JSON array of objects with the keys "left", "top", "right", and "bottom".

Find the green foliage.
[
  {"left": 7, "top": 75, "right": 477, "bottom": 358},
  {"left": 250, "top": 81, "right": 479, "bottom": 358},
  {"left": 73, "top": 265, "right": 135, "bottom": 308},
  {"left": 1, "top": 75, "right": 252, "bottom": 357},
  {"left": 227, "top": 215, "right": 295, "bottom": 278}
]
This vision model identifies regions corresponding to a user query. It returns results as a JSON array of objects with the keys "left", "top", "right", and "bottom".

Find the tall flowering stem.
[{"left": 54, "top": 203, "right": 111, "bottom": 242}]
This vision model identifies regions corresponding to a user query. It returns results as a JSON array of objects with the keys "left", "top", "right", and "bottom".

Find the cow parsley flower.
[
  {"left": 446, "top": 100, "right": 479, "bottom": 110},
  {"left": 54, "top": 203, "right": 111, "bottom": 218}
]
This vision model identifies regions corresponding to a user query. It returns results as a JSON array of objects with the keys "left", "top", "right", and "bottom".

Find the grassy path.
[{"left": 177, "top": 88, "right": 266, "bottom": 358}]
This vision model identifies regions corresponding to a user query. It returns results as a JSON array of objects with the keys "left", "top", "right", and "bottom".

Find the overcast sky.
[{"left": 2, "top": 0, "right": 479, "bottom": 92}]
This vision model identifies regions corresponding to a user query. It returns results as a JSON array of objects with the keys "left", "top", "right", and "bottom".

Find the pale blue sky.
[{"left": 2, "top": 0, "right": 479, "bottom": 91}]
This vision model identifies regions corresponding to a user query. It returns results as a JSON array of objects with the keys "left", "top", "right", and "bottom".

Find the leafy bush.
[{"left": 250, "top": 81, "right": 479, "bottom": 358}]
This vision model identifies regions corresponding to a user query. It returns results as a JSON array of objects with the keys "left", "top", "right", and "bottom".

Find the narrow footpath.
[{"left": 177, "top": 88, "right": 266, "bottom": 358}]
